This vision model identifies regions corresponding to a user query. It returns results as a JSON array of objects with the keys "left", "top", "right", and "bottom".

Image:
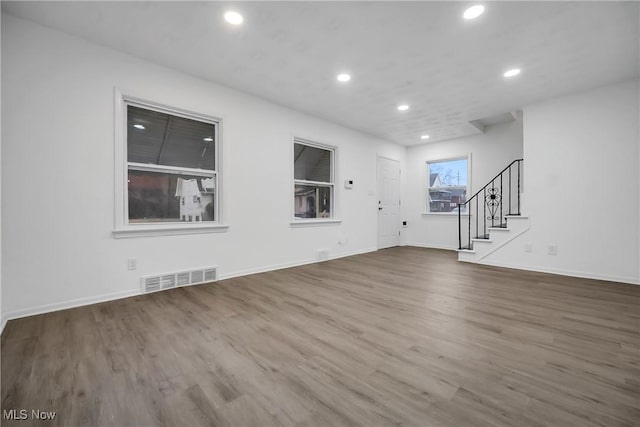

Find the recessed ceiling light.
[
  {"left": 421, "top": 135, "right": 430, "bottom": 140},
  {"left": 503, "top": 68, "right": 521, "bottom": 78},
  {"left": 463, "top": 5, "right": 485, "bottom": 20},
  {"left": 337, "top": 73, "right": 351, "bottom": 82},
  {"left": 133, "top": 124, "right": 145, "bottom": 130},
  {"left": 397, "top": 104, "right": 410, "bottom": 111},
  {"left": 203, "top": 137, "right": 214, "bottom": 142},
  {"left": 224, "top": 11, "right": 243, "bottom": 25}
]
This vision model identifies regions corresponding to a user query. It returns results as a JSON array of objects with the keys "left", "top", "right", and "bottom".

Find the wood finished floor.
[{"left": 2, "top": 247, "right": 639, "bottom": 427}]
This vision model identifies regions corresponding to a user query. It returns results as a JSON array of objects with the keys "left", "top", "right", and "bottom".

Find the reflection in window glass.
[
  {"left": 126, "top": 103, "right": 218, "bottom": 225},
  {"left": 294, "top": 143, "right": 331, "bottom": 182},
  {"left": 293, "top": 140, "right": 335, "bottom": 220},
  {"left": 294, "top": 185, "right": 332, "bottom": 218},
  {"left": 128, "top": 105, "right": 216, "bottom": 170},
  {"left": 128, "top": 170, "right": 215, "bottom": 223}
]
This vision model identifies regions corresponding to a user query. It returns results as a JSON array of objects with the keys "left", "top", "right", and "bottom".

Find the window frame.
[
  {"left": 425, "top": 154, "right": 472, "bottom": 215},
  {"left": 291, "top": 138, "right": 339, "bottom": 224},
  {"left": 113, "top": 90, "right": 228, "bottom": 238}
]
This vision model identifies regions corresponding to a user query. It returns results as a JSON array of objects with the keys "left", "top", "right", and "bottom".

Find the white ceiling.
[{"left": 3, "top": 1, "right": 639, "bottom": 145}]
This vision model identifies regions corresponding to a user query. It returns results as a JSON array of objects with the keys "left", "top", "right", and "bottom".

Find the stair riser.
[{"left": 458, "top": 217, "right": 531, "bottom": 261}]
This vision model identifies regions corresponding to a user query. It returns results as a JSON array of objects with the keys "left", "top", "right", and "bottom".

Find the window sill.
[
  {"left": 422, "top": 212, "right": 469, "bottom": 217},
  {"left": 113, "top": 223, "right": 230, "bottom": 239},
  {"left": 290, "top": 219, "right": 342, "bottom": 228}
]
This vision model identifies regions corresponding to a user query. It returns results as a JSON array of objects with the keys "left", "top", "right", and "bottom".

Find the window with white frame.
[
  {"left": 427, "top": 156, "right": 469, "bottom": 213},
  {"left": 293, "top": 140, "right": 335, "bottom": 219},
  {"left": 126, "top": 103, "right": 219, "bottom": 224}
]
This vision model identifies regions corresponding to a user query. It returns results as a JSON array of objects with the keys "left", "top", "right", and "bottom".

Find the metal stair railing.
[{"left": 458, "top": 159, "right": 523, "bottom": 250}]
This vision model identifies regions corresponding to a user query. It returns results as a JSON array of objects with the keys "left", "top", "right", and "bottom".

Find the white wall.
[
  {"left": 1, "top": 15, "right": 405, "bottom": 322},
  {"left": 403, "top": 121, "right": 524, "bottom": 249},
  {"left": 484, "top": 79, "right": 640, "bottom": 284}
]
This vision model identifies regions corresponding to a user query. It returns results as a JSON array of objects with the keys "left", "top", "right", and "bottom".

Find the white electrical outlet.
[
  {"left": 524, "top": 243, "right": 532, "bottom": 253},
  {"left": 127, "top": 258, "right": 137, "bottom": 270},
  {"left": 547, "top": 245, "right": 558, "bottom": 256}
]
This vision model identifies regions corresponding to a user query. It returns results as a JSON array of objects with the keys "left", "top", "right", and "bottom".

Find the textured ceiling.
[{"left": 3, "top": 1, "right": 639, "bottom": 145}]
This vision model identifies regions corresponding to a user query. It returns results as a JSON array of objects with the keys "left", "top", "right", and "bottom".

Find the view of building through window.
[
  {"left": 293, "top": 141, "right": 334, "bottom": 219},
  {"left": 427, "top": 157, "right": 468, "bottom": 213},
  {"left": 126, "top": 104, "right": 218, "bottom": 224}
]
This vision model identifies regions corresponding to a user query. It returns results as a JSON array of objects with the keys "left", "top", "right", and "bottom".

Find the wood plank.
[{"left": 2, "top": 247, "right": 639, "bottom": 426}]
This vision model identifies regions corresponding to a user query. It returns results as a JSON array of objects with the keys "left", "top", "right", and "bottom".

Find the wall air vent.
[
  {"left": 190, "top": 270, "right": 204, "bottom": 284},
  {"left": 161, "top": 274, "right": 176, "bottom": 289},
  {"left": 177, "top": 272, "right": 190, "bottom": 286},
  {"left": 143, "top": 276, "right": 161, "bottom": 293},
  {"left": 204, "top": 268, "right": 217, "bottom": 282},
  {"left": 140, "top": 266, "right": 218, "bottom": 294}
]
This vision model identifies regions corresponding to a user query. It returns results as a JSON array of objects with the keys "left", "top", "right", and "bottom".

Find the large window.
[
  {"left": 126, "top": 103, "right": 218, "bottom": 224},
  {"left": 427, "top": 157, "right": 469, "bottom": 213},
  {"left": 293, "top": 140, "right": 335, "bottom": 219}
]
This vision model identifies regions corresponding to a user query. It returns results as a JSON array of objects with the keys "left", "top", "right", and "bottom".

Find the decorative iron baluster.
[
  {"left": 483, "top": 187, "right": 486, "bottom": 238},
  {"left": 468, "top": 204, "right": 471, "bottom": 249},
  {"left": 457, "top": 159, "right": 523, "bottom": 251},
  {"left": 500, "top": 174, "right": 503, "bottom": 226},
  {"left": 508, "top": 166, "right": 512, "bottom": 215},
  {"left": 517, "top": 160, "right": 521, "bottom": 215},
  {"left": 475, "top": 196, "right": 478, "bottom": 239},
  {"left": 458, "top": 204, "right": 462, "bottom": 250}
]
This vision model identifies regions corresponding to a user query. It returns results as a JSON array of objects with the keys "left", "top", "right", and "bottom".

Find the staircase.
[{"left": 456, "top": 159, "right": 530, "bottom": 262}]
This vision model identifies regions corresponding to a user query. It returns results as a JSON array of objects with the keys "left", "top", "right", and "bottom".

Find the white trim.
[
  {"left": 376, "top": 155, "right": 402, "bottom": 250},
  {"left": 219, "top": 247, "right": 377, "bottom": 280},
  {"left": 294, "top": 179, "right": 334, "bottom": 186},
  {"left": 425, "top": 153, "right": 472, "bottom": 214},
  {"left": 476, "top": 224, "right": 530, "bottom": 260},
  {"left": 421, "top": 212, "right": 469, "bottom": 216},
  {"left": 128, "top": 163, "right": 216, "bottom": 177},
  {"left": 123, "top": 94, "right": 220, "bottom": 124},
  {"left": 290, "top": 219, "right": 342, "bottom": 227},
  {"left": 292, "top": 138, "right": 337, "bottom": 221},
  {"left": 463, "top": 259, "right": 640, "bottom": 286},
  {"left": 1, "top": 247, "right": 378, "bottom": 326},
  {"left": 4, "top": 246, "right": 636, "bottom": 329},
  {"left": 113, "top": 223, "right": 229, "bottom": 238},
  {"left": 114, "top": 88, "right": 223, "bottom": 235},
  {"left": 405, "top": 244, "right": 640, "bottom": 285},
  {"left": 2, "top": 288, "right": 141, "bottom": 329},
  {"left": 404, "top": 243, "right": 458, "bottom": 251},
  {"left": 293, "top": 136, "right": 336, "bottom": 152},
  {"left": 376, "top": 154, "right": 402, "bottom": 163}
]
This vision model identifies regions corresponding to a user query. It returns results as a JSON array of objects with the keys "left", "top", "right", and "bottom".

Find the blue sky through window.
[{"left": 429, "top": 158, "right": 467, "bottom": 187}]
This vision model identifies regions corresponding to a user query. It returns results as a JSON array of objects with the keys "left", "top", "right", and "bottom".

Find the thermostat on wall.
[{"left": 344, "top": 180, "right": 354, "bottom": 189}]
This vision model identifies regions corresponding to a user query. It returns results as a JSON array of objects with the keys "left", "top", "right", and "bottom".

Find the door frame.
[{"left": 376, "top": 155, "right": 402, "bottom": 249}]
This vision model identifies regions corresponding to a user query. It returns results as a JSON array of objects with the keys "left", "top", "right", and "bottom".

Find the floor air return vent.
[{"left": 141, "top": 267, "right": 218, "bottom": 293}]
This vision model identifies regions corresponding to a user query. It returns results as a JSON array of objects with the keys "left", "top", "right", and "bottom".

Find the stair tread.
[{"left": 457, "top": 248, "right": 475, "bottom": 253}]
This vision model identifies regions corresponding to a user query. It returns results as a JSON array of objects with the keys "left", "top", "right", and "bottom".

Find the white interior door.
[{"left": 377, "top": 156, "right": 401, "bottom": 249}]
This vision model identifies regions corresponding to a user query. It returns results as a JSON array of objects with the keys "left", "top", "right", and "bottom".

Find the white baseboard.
[
  {"left": 1, "top": 288, "right": 141, "bottom": 334},
  {"left": 219, "top": 247, "right": 377, "bottom": 280},
  {"left": 477, "top": 226, "right": 531, "bottom": 261},
  {"left": 466, "top": 258, "right": 640, "bottom": 286},
  {"left": 1, "top": 247, "right": 379, "bottom": 334},
  {"left": 403, "top": 242, "right": 458, "bottom": 251}
]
